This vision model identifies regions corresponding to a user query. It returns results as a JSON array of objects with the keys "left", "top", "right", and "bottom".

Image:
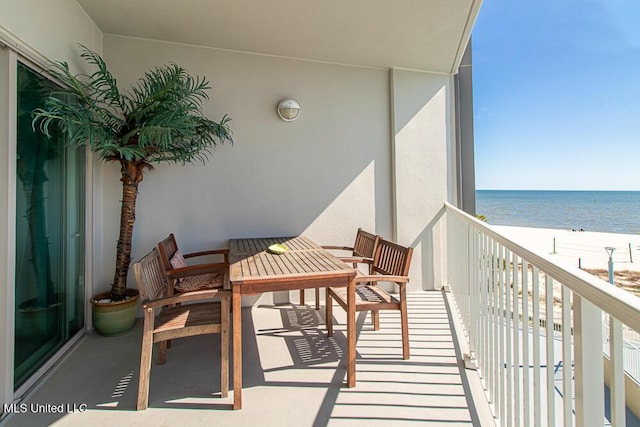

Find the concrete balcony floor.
[{"left": 3, "top": 291, "right": 493, "bottom": 426}]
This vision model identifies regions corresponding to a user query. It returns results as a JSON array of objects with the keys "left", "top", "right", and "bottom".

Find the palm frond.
[
  {"left": 78, "top": 46, "right": 127, "bottom": 112},
  {"left": 32, "top": 45, "right": 232, "bottom": 165},
  {"left": 30, "top": 45, "right": 233, "bottom": 301}
]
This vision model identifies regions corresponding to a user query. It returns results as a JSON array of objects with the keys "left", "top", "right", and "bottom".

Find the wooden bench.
[{"left": 133, "top": 248, "right": 230, "bottom": 410}]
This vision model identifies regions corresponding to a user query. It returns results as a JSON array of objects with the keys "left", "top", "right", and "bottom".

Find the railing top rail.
[{"left": 444, "top": 202, "right": 640, "bottom": 333}]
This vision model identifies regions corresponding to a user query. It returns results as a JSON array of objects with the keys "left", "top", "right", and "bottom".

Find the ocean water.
[{"left": 476, "top": 190, "right": 640, "bottom": 235}]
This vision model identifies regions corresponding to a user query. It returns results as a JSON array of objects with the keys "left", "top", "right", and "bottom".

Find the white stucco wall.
[
  {"left": 95, "top": 36, "right": 457, "bottom": 297},
  {"left": 97, "top": 36, "right": 395, "bottom": 297},
  {"left": 0, "top": 0, "right": 103, "bottom": 407},
  {"left": 0, "top": 0, "right": 102, "bottom": 67},
  {"left": 391, "top": 69, "right": 455, "bottom": 290}
]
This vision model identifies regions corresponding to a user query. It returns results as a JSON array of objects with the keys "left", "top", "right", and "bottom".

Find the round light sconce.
[{"left": 277, "top": 99, "right": 301, "bottom": 122}]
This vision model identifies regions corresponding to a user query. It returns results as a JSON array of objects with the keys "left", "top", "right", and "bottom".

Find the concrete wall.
[
  {"left": 0, "top": 0, "right": 103, "bottom": 408},
  {"left": 98, "top": 36, "right": 457, "bottom": 296}
]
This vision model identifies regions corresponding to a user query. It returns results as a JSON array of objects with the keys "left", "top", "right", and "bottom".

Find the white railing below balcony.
[
  {"left": 603, "top": 318, "right": 640, "bottom": 384},
  {"left": 444, "top": 202, "right": 640, "bottom": 427}
]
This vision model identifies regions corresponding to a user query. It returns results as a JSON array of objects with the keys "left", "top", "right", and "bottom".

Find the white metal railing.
[
  {"left": 444, "top": 203, "right": 640, "bottom": 427},
  {"left": 603, "top": 318, "right": 640, "bottom": 384}
]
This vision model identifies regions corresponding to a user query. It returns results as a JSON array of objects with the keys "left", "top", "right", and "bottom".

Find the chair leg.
[
  {"left": 315, "top": 288, "right": 320, "bottom": 311},
  {"left": 137, "top": 311, "right": 154, "bottom": 410},
  {"left": 325, "top": 288, "right": 333, "bottom": 337},
  {"left": 220, "top": 298, "right": 229, "bottom": 398},
  {"left": 400, "top": 287, "right": 410, "bottom": 360},
  {"left": 166, "top": 282, "right": 178, "bottom": 349},
  {"left": 372, "top": 310, "right": 380, "bottom": 331},
  {"left": 157, "top": 341, "right": 168, "bottom": 365}
]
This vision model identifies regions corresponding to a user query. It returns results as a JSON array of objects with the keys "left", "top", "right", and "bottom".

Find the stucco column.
[{"left": 390, "top": 69, "right": 455, "bottom": 291}]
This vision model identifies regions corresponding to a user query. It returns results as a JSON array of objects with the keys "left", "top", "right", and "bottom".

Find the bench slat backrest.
[
  {"left": 352, "top": 228, "right": 380, "bottom": 259},
  {"left": 133, "top": 248, "right": 169, "bottom": 301},
  {"left": 158, "top": 233, "right": 179, "bottom": 272},
  {"left": 372, "top": 239, "right": 413, "bottom": 277}
]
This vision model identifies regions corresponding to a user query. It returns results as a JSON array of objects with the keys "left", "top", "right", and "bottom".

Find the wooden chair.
[
  {"left": 158, "top": 233, "right": 229, "bottom": 295},
  {"left": 133, "top": 248, "right": 230, "bottom": 410},
  {"left": 325, "top": 239, "right": 414, "bottom": 359},
  {"left": 301, "top": 228, "right": 380, "bottom": 310}
]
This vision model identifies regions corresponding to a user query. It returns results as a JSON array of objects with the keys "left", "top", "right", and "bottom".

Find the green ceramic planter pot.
[{"left": 91, "top": 288, "right": 139, "bottom": 336}]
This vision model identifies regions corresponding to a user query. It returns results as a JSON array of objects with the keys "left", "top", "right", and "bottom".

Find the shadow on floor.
[{"left": 3, "top": 291, "right": 491, "bottom": 427}]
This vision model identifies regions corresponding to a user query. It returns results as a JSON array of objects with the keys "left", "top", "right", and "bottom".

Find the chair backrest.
[
  {"left": 372, "top": 239, "right": 413, "bottom": 277},
  {"left": 133, "top": 248, "right": 169, "bottom": 301},
  {"left": 158, "top": 233, "right": 179, "bottom": 271},
  {"left": 352, "top": 228, "right": 380, "bottom": 258}
]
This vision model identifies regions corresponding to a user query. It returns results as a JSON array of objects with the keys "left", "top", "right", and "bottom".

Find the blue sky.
[{"left": 473, "top": 1, "right": 640, "bottom": 190}]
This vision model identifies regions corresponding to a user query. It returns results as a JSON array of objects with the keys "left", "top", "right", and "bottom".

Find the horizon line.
[{"left": 476, "top": 189, "right": 640, "bottom": 192}]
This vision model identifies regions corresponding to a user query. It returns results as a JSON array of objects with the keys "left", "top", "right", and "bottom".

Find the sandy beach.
[
  {"left": 491, "top": 225, "right": 640, "bottom": 299},
  {"left": 492, "top": 225, "right": 640, "bottom": 271}
]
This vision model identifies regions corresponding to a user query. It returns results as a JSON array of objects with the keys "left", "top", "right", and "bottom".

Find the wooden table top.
[
  {"left": 229, "top": 236, "right": 355, "bottom": 287},
  {"left": 229, "top": 236, "right": 319, "bottom": 255}
]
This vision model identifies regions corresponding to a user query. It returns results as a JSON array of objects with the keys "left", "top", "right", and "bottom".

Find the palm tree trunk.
[{"left": 111, "top": 159, "right": 144, "bottom": 301}]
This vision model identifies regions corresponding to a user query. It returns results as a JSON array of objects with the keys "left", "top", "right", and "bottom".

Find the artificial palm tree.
[{"left": 33, "top": 46, "right": 232, "bottom": 301}]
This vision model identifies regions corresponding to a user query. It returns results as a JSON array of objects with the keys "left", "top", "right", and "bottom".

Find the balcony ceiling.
[{"left": 77, "top": 0, "right": 481, "bottom": 73}]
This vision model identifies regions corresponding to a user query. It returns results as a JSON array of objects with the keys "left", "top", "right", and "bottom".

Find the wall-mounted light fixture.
[{"left": 276, "top": 99, "right": 301, "bottom": 122}]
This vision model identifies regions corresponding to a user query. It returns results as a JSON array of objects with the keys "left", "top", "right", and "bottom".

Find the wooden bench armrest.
[
  {"left": 355, "top": 275, "right": 410, "bottom": 284},
  {"left": 338, "top": 256, "right": 373, "bottom": 265},
  {"left": 142, "top": 289, "right": 230, "bottom": 309},
  {"left": 167, "top": 263, "right": 227, "bottom": 279},
  {"left": 183, "top": 248, "right": 229, "bottom": 262},
  {"left": 322, "top": 245, "right": 354, "bottom": 251}
]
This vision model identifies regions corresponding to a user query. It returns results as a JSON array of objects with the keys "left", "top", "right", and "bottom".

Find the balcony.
[
  {"left": 0, "top": 1, "right": 484, "bottom": 421},
  {"left": 446, "top": 203, "right": 640, "bottom": 426},
  {"left": 4, "top": 203, "right": 640, "bottom": 426},
  {"left": 2, "top": 290, "right": 493, "bottom": 426}
]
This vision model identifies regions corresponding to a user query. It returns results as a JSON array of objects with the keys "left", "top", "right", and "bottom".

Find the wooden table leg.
[
  {"left": 346, "top": 277, "right": 356, "bottom": 387},
  {"left": 232, "top": 286, "right": 242, "bottom": 409}
]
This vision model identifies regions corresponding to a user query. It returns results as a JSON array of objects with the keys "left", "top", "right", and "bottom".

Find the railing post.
[
  {"left": 561, "top": 287, "right": 573, "bottom": 427},
  {"left": 573, "top": 295, "right": 604, "bottom": 427},
  {"left": 522, "top": 260, "right": 530, "bottom": 427},
  {"left": 609, "top": 316, "right": 625, "bottom": 426},
  {"left": 464, "top": 221, "right": 470, "bottom": 328},
  {"left": 545, "top": 276, "right": 555, "bottom": 427}
]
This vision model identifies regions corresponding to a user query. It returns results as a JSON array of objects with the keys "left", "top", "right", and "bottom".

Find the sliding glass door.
[{"left": 14, "top": 62, "right": 85, "bottom": 388}]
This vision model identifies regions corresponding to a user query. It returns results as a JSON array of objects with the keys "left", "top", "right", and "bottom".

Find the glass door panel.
[{"left": 14, "top": 62, "right": 85, "bottom": 388}]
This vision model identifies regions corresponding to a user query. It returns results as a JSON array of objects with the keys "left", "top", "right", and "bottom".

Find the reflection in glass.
[{"left": 14, "top": 63, "right": 85, "bottom": 388}]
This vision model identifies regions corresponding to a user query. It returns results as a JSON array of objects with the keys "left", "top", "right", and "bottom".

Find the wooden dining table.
[{"left": 228, "top": 236, "right": 357, "bottom": 410}]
